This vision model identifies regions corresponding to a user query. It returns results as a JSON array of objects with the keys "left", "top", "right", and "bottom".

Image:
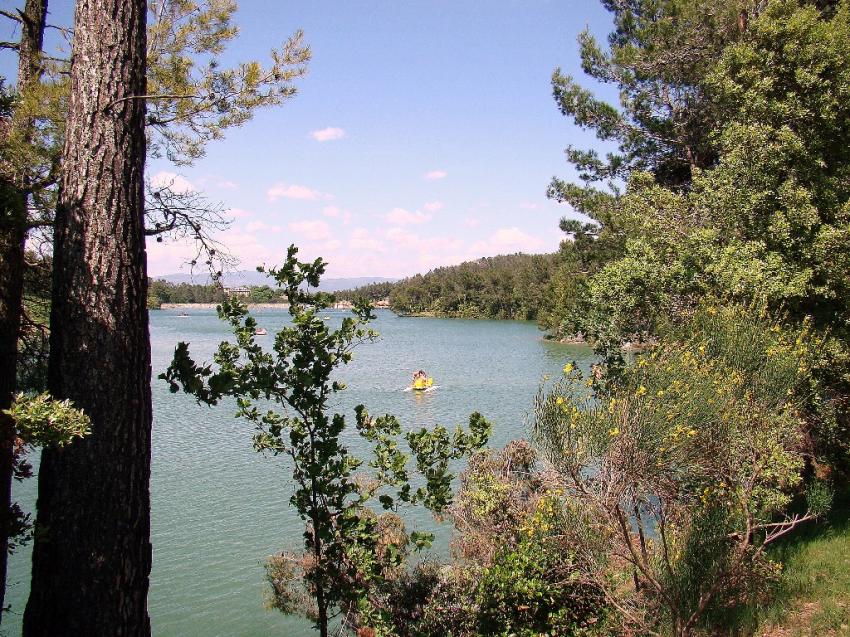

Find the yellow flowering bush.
[{"left": 531, "top": 306, "right": 828, "bottom": 636}]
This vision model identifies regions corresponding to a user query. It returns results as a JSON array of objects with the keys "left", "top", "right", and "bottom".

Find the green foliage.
[
  {"left": 546, "top": 0, "right": 850, "bottom": 470},
  {"left": 544, "top": 0, "right": 749, "bottom": 318},
  {"left": 476, "top": 540, "right": 609, "bottom": 637},
  {"left": 386, "top": 253, "right": 556, "bottom": 321},
  {"left": 4, "top": 392, "right": 91, "bottom": 448},
  {"left": 549, "top": 0, "right": 747, "bottom": 196},
  {"left": 161, "top": 245, "right": 490, "bottom": 635},
  {"left": 531, "top": 307, "right": 826, "bottom": 636},
  {"left": 1, "top": 392, "right": 90, "bottom": 552},
  {"left": 335, "top": 281, "right": 396, "bottom": 303},
  {"left": 369, "top": 442, "right": 615, "bottom": 636},
  {"left": 247, "top": 284, "right": 280, "bottom": 303},
  {"left": 146, "top": 0, "right": 311, "bottom": 164}
]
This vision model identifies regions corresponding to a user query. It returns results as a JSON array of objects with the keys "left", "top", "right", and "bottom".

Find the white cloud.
[
  {"left": 149, "top": 171, "right": 195, "bottom": 194},
  {"left": 225, "top": 232, "right": 277, "bottom": 268},
  {"left": 246, "top": 221, "right": 282, "bottom": 233},
  {"left": 145, "top": 237, "right": 199, "bottom": 276},
  {"left": 424, "top": 170, "right": 447, "bottom": 181},
  {"left": 519, "top": 202, "right": 539, "bottom": 210},
  {"left": 349, "top": 228, "right": 384, "bottom": 252},
  {"left": 386, "top": 226, "right": 419, "bottom": 248},
  {"left": 385, "top": 207, "right": 432, "bottom": 225},
  {"left": 217, "top": 180, "right": 239, "bottom": 189},
  {"left": 463, "top": 217, "right": 481, "bottom": 228},
  {"left": 423, "top": 201, "right": 444, "bottom": 212},
  {"left": 288, "top": 219, "right": 331, "bottom": 241},
  {"left": 267, "top": 183, "right": 332, "bottom": 202},
  {"left": 471, "top": 227, "right": 544, "bottom": 255},
  {"left": 310, "top": 127, "right": 346, "bottom": 142},
  {"left": 228, "top": 208, "right": 252, "bottom": 219},
  {"left": 322, "top": 205, "right": 352, "bottom": 223}
]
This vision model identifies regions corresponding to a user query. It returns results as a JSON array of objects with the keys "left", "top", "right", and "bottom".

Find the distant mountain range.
[{"left": 154, "top": 270, "right": 395, "bottom": 292}]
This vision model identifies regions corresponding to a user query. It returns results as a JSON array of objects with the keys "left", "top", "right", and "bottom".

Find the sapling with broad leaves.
[{"left": 161, "top": 245, "right": 490, "bottom": 637}]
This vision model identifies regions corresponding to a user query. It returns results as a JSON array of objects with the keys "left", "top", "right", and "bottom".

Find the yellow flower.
[
  {"left": 563, "top": 362, "right": 574, "bottom": 374},
  {"left": 656, "top": 390, "right": 664, "bottom": 398},
  {"left": 707, "top": 307, "right": 717, "bottom": 315},
  {"left": 556, "top": 397, "right": 564, "bottom": 405},
  {"left": 698, "top": 345, "right": 706, "bottom": 355},
  {"left": 687, "top": 429, "right": 697, "bottom": 437},
  {"left": 636, "top": 385, "right": 647, "bottom": 397},
  {"left": 608, "top": 427, "right": 620, "bottom": 437}
]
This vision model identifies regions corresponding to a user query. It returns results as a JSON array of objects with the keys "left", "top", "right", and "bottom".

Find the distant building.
[
  {"left": 224, "top": 286, "right": 250, "bottom": 297},
  {"left": 374, "top": 298, "right": 390, "bottom": 308}
]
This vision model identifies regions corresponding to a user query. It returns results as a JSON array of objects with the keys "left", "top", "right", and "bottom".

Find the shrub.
[{"left": 531, "top": 306, "right": 828, "bottom": 637}]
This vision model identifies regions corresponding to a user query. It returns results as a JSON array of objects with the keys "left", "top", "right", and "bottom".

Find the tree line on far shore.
[
  {"left": 147, "top": 279, "right": 283, "bottom": 306},
  {"left": 338, "top": 253, "right": 557, "bottom": 321}
]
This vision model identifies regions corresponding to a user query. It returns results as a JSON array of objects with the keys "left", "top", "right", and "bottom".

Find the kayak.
[{"left": 408, "top": 377, "right": 434, "bottom": 392}]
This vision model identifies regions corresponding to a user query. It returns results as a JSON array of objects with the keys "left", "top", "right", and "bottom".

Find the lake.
[{"left": 5, "top": 308, "right": 595, "bottom": 636}]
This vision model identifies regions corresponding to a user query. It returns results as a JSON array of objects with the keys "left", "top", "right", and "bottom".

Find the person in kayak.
[{"left": 412, "top": 370, "right": 433, "bottom": 390}]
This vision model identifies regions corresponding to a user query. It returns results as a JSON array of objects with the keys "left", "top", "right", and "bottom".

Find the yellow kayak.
[{"left": 412, "top": 377, "right": 434, "bottom": 391}]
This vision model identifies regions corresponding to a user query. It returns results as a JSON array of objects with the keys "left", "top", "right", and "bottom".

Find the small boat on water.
[
  {"left": 177, "top": 311, "right": 189, "bottom": 318},
  {"left": 413, "top": 376, "right": 433, "bottom": 391},
  {"left": 406, "top": 376, "right": 436, "bottom": 392},
  {"left": 255, "top": 327, "right": 268, "bottom": 335}
]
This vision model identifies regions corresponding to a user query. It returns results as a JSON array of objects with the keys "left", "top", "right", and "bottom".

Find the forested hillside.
[{"left": 358, "top": 253, "right": 557, "bottom": 320}]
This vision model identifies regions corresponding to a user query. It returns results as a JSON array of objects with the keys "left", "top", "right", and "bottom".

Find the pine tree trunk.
[
  {"left": 0, "top": 189, "right": 26, "bottom": 623},
  {"left": 0, "top": 0, "right": 47, "bottom": 622},
  {"left": 23, "top": 0, "right": 151, "bottom": 634}
]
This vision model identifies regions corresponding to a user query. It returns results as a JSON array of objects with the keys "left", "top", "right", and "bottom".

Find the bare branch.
[
  {"left": 0, "top": 10, "right": 22, "bottom": 23},
  {"left": 144, "top": 177, "right": 237, "bottom": 277}
]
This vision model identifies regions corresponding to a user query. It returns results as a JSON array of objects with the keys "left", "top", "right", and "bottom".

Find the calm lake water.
[{"left": 5, "top": 308, "right": 594, "bottom": 636}]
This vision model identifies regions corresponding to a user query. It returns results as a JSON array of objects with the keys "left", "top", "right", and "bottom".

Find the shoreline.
[
  {"left": 159, "top": 302, "right": 289, "bottom": 309},
  {"left": 157, "top": 302, "right": 363, "bottom": 310}
]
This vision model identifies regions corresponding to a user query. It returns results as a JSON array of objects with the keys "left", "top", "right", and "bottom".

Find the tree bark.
[
  {"left": 0, "top": 187, "right": 26, "bottom": 622},
  {"left": 23, "top": 0, "right": 152, "bottom": 635},
  {"left": 0, "top": 0, "right": 47, "bottom": 622}
]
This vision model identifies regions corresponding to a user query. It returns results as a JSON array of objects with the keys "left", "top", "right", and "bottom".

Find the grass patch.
[{"left": 752, "top": 494, "right": 850, "bottom": 636}]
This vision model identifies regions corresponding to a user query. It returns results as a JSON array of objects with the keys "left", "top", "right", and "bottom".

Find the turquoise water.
[{"left": 5, "top": 308, "right": 594, "bottom": 636}]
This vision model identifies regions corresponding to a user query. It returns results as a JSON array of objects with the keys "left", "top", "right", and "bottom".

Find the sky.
[{"left": 1, "top": 0, "right": 619, "bottom": 279}]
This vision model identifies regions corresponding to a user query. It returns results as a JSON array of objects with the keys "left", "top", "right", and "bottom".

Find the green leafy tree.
[
  {"left": 566, "top": 0, "right": 850, "bottom": 464},
  {"left": 247, "top": 284, "right": 279, "bottom": 303},
  {"left": 542, "top": 0, "right": 811, "bottom": 341},
  {"left": 531, "top": 306, "right": 829, "bottom": 636},
  {"left": 162, "top": 246, "right": 491, "bottom": 636}
]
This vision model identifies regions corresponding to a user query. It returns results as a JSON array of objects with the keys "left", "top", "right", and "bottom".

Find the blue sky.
[{"left": 2, "top": 0, "right": 618, "bottom": 278}]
